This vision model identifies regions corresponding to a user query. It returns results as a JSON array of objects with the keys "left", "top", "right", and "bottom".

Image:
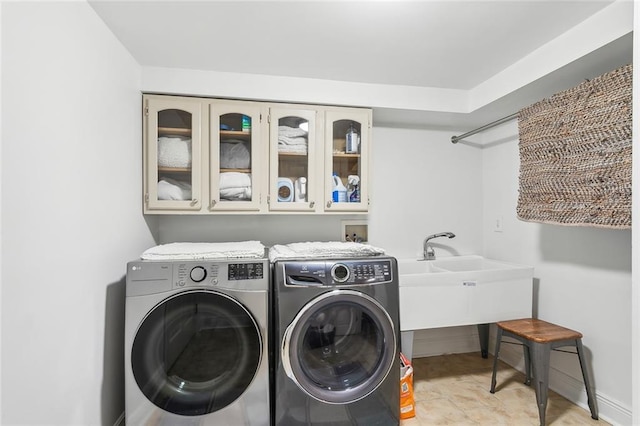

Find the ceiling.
[{"left": 89, "top": 0, "right": 632, "bottom": 130}]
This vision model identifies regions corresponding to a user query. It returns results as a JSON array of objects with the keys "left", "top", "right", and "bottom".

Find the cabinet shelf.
[
  {"left": 158, "top": 127, "right": 191, "bottom": 136},
  {"left": 220, "top": 130, "right": 251, "bottom": 140},
  {"left": 333, "top": 153, "right": 361, "bottom": 158},
  {"left": 158, "top": 166, "right": 191, "bottom": 173},
  {"left": 220, "top": 168, "right": 251, "bottom": 173},
  {"left": 278, "top": 151, "right": 309, "bottom": 157}
]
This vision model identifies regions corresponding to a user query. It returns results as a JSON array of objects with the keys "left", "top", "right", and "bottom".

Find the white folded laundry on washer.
[
  {"left": 269, "top": 241, "right": 385, "bottom": 262},
  {"left": 141, "top": 241, "right": 266, "bottom": 260}
]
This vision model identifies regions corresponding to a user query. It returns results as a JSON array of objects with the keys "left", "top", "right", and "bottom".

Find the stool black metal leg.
[
  {"left": 576, "top": 339, "right": 598, "bottom": 420},
  {"left": 490, "top": 327, "right": 503, "bottom": 393},
  {"left": 530, "top": 342, "right": 551, "bottom": 426}
]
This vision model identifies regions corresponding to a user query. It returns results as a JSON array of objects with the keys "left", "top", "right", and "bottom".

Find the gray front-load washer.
[
  {"left": 272, "top": 257, "right": 400, "bottom": 425},
  {"left": 125, "top": 258, "right": 269, "bottom": 425}
]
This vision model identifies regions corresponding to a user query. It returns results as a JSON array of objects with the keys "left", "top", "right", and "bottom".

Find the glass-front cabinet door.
[
  {"left": 210, "top": 101, "right": 264, "bottom": 211},
  {"left": 144, "top": 96, "right": 202, "bottom": 212},
  {"left": 324, "top": 109, "right": 370, "bottom": 212},
  {"left": 269, "top": 107, "right": 318, "bottom": 212}
]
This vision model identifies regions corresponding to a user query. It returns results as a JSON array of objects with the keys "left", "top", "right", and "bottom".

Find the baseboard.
[
  {"left": 113, "top": 412, "right": 125, "bottom": 426},
  {"left": 497, "top": 342, "right": 631, "bottom": 426}
]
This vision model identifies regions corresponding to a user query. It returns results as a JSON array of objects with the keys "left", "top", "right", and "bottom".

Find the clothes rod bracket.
[{"left": 451, "top": 112, "right": 518, "bottom": 144}]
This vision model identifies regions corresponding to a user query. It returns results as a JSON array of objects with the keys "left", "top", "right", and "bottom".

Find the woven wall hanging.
[{"left": 517, "top": 63, "right": 632, "bottom": 229}]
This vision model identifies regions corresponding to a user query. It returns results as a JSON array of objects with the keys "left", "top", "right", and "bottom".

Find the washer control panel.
[{"left": 283, "top": 258, "right": 394, "bottom": 286}]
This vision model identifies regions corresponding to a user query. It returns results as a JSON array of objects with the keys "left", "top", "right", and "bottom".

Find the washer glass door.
[
  {"left": 282, "top": 289, "right": 396, "bottom": 404},
  {"left": 131, "top": 290, "right": 262, "bottom": 416}
]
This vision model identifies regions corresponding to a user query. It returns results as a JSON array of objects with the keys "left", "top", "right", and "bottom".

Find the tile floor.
[{"left": 401, "top": 352, "right": 606, "bottom": 426}]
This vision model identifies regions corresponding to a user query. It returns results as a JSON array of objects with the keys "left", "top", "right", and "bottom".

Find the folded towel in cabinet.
[
  {"left": 278, "top": 125, "right": 308, "bottom": 138},
  {"left": 220, "top": 139, "right": 251, "bottom": 169},
  {"left": 219, "top": 172, "right": 251, "bottom": 189},
  {"left": 157, "top": 178, "right": 192, "bottom": 200},
  {"left": 158, "top": 136, "right": 192, "bottom": 168},
  {"left": 220, "top": 186, "right": 252, "bottom": 201},
  {"left": 278, "top": 135, "right": 308, "bottom": 146},
  {"left": 141, "top": 241, "right": 266, "bottom": 260},
  {"left": 269, "top": 241, "right": 386, "bottom": 262}
]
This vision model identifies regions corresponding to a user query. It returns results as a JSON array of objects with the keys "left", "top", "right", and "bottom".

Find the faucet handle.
[{"left": 425, "top": 245, "right": 436, "bottom": 260}]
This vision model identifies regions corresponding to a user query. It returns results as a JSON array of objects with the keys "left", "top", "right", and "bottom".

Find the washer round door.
[
  {"left": 282, "top": 289, "right": 397, "bottom": 404},
  {"left": 131, "top": 290, "right": 262, "bottom": 416}
]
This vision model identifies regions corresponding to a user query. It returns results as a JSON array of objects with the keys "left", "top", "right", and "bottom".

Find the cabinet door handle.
[
  {"left": 309, "top": 201, "right": 315, "bottom": 208},
  {"left": 190, "top": 199, "right": 199, "bottom": 206},
  {"left": 326, "top": 200, "right": 332, "bottom": 208},
  {"left": 210, "top": 200, "right": 217, "bottom": 209}
]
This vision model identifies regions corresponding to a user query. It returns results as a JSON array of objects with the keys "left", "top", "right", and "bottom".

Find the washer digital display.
[{"left": 229, "top": 263, "right": 264, "bottom": 280}]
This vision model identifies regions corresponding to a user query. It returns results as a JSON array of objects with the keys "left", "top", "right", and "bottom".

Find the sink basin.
[
  {"left": 398, "top": 255, "right": 532, "bottom": 283},
  {"left": 394, "top": 260, "right": 447, "bottom": 275},
  {"left": 397, "top": 255, "right": 533, "bottom": 331},
  {"left": 431, "top": 256, "right": 521, "bottom": 272}
]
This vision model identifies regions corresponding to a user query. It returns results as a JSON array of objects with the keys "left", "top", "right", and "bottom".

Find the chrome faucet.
[{"left": 422, "top": 232, "right": 456, "bottom": 260}]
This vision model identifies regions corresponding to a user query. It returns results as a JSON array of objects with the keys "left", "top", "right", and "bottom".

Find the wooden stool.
[{"left": 490, "top": 318, "right": 598, "bottom": 426}]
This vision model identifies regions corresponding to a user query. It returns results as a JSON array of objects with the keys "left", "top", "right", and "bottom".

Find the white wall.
[
  {"left": 368, "top": 127, "right": 483, "bottom": 258},
  {"left": 1, "top": 3, "right": 155, "bottom": 425},
  {"left": 481, "top": 121, "right": 632, "bottom": 425},
  {"left": 0, "top": 3, "right": 3, "bottom": 422},
  {"left": 157, "top": 215, "right": 358, "bottom": 246}
]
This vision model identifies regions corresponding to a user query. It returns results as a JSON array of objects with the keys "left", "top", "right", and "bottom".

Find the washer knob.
[
  {"left": 190, "top": 266, "right": 207, "bottom": 282},
  {"left": 331, "top": 263, "right": 350, "bottom": 283}
]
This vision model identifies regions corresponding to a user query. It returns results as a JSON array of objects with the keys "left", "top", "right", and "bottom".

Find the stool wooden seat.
[{"left": 490, "top": 318, "right": 598, "bottom": 426}]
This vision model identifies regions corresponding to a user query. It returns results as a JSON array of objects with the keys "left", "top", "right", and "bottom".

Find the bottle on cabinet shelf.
[
  {"left": 347, "top": 175, "right": 360, "bottom": 203},
  {"left": 332, "top": 173, "right": 347, "bottom": 203},
  {"left": 242, "top": 115, "right": 251, "bottom": 132},
  {"left": 345, "top": 123, "right": 359, "bottom": 154}
]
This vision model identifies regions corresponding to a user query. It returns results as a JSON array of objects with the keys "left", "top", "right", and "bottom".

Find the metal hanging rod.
[{"left": 451, "top": 112, "right": 519, "bottom": 144}]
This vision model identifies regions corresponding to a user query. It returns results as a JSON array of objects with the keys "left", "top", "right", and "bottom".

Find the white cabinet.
[
  {"left": 268, "top": 107, "right": 319, "bottom": 212},
  {"left": 144, "top": 96, "right": 203, "bottom": 212},
  {"left": 324, "top": 108, "right": 371, "bottom": 213},
  {"left": 143, "top": 94, "right": 371, "bottom": 215},
  {"left": 210, "top": 100, "right": 266, "bottom": 212},
  {"left": 267, "top": 105, "right": 371, "bottom": 213}
]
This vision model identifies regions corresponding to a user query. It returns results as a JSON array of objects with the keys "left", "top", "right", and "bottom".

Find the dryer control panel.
[
  {"left": 282, "top": 258, "right": 394, "bottom": 286},
  {"left": 175, "top": 261, "right": 265, "bottom": 288}
]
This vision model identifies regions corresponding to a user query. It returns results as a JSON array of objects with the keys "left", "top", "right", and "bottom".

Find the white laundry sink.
[
  {"left": 397, "top": 255, "right": 533, "bottom": 331},
  {"left": 431, "top": 256, "right": 524, "bottom": 272}
]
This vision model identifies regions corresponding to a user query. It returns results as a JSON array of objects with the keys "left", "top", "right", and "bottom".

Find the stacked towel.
[
  {"left": 278, "top": 125, "right": 308, "bottom": 154},
  {"left": 141, "top": 241, "right": 266, "bottom": 260},
  {"left": 157, "top": 178, "right": 192, "bottom": 200},
  {"left": 158, "top": 136, "right": 192, "bottom": 168},
  {"left": 220, "top": 139, "right": 251, "bottom": 169},
  {"left": 219, "top": 172, "right": 252, "bottom": 201},
  {"left": 269, "top": 241, "right": 386, "bottom": 262}
]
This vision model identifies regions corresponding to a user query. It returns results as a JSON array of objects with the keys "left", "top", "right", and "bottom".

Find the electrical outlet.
[{"left": 494, "top": 216, "right": 504, "bottom": 233}]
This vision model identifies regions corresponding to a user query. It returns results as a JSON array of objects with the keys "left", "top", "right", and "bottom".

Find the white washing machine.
[{"left": 125, "top": 258, "right": 269, "bottom": 425}]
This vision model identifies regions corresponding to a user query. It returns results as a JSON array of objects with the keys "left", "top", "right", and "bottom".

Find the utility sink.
[
  {"left": 397, "top": 255, "right": 533, "bottom": 331},
  {"left": 431, "top": 256, "right": 522, "bottom": 272},
  {"left": 394, "top": 259, "right": 446, "bottom": 275}
]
